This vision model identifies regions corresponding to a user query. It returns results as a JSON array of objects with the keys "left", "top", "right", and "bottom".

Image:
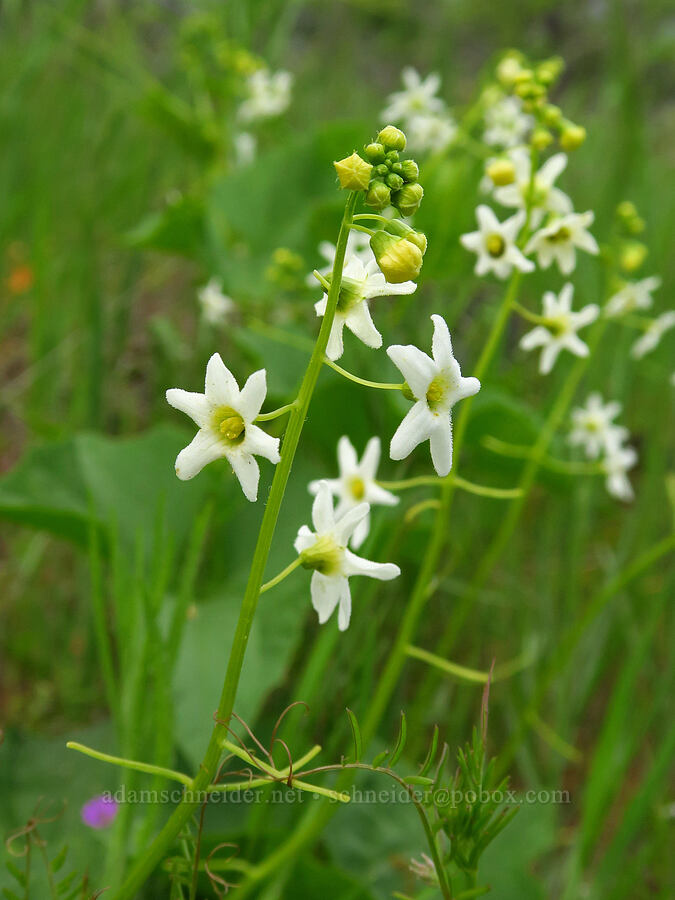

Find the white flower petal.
[
  {"left": 334, "top": 502, "right": 370, "bottom": 546},
  {"left": 387, "top": 345, "right": 436, "bottom": 398},
  {"left": 429, "top": 420, "right": 453, "bottom": 476},
  {"left": 174, "top": 430, "right": 225, "bottom": 480},
  {"left": 294, "top": 524, "right": 315, "bottom": 555},
  {"left": 337, "top": 579, "right": 352, "bottom": 631},
  {"left": 244, "top": 425, "right": 281, "bottom": 464},
  {"left": 166, "top": 389, "right": 210, "bottom": 428},
  {"left": 343, "top": 549, "right": 400, "bottom": 581},
  {"left": 311, "top": 481, "right": 336, "bottom": 533},
  {"left": 228, "top": 451, "right": 260, "bottom": 502},
  {"left": 311, "top": 572, "right": 340, "bottom": 625},
  {"left": 390, "top": 401, "right": 435, "bottom": 460},
  {"left": 430, "top": 314, "right": 453, "bottom": 367},
  {"left": 350, "top": 512, "right": 370, "bottom": 550},
  {"left": 325, "top": 316, "right": 346, "bottom": 361},
  {"left": 205, "top": 353, "right": 239, "bottom": 406},
  {"left": 520, "top": 326, "right": 550, "bottom": 351},
  {"left": 337, "top": 436, "right": 358, "bottom": 474},
  {"left": 360, "top": 436, "right": 381, "bottom": 479},
  {"left": 345, "top": 302, "right": 382, "bottom": 349},
  {"left": 238, "top": 369, "right": 267, "bottom": 421}
]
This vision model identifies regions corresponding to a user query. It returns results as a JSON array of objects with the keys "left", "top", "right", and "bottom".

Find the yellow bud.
[
  {"left": 486, "top": 158, "right": 516, "bottom": 186},
  {"left": 496, "top": 53, "right": 524, "bottom": 87},
  {"left": 542, "top": 104, "right": 562, "bottom": 127},
  {"left": 392, "top": 182, "right": 424, "bottom": 217},
  {"left": 385, "top": 218, "right": 427, "bottom": 254},
  {"left": 370, "top": 231, "right": 423, "bottom": 283},
  {"left": 531, "top": 127, "right": 553, "bottom": 150},
  {"left": 617, "top": 200, "right": 638, "bottom": 221},
  {"left": 377, "top": 125, "right": 407, "bottom": 151},
  {"left": 619, "top": 241, "right": 648, "bottom": 273},
  {"left": 560, "top": 124, "right": 586, "bottom": 151},
  {"left": 333, "top": 152, "right": 373, "bottom": 191}
]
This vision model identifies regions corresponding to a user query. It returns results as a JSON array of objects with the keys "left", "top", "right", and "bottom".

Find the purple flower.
[{"left": 81, "top": 794, "right": 118, "bottom": 830}]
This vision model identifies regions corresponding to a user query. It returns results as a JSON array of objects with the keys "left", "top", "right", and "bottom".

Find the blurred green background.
[{"left": 0, "top": 1, "right": 673, "bottom": 898}]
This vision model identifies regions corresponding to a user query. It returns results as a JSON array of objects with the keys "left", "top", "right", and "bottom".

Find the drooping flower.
[
  {"left": 309, "top": 436, "right": 398, "bottom": 549},
  {"left": 524, "top": 211, "right": 599, "bottom": 275},
  {"left": 630, "top": 311, "right": 675, "bottom": 359},
  {"left": 387, "top": 314, "right": 481, "bottom": 476},
  {"left": 483, "top": 96, "right": 533, "bottom": 148},
  {"left": 602, "top": 443, "right": 638, "bottom": 502},
  {"left": 238, "top": 69, "right": 292, "bottom": 122},
  {"left": 605, "top": 276, "right": 661, "bottom": 318},
  {"left": 460, "top": 205, "right": 534, "bottom": 279},
  {"left": 315, "top": 256, "right": 416, "bottom": 360},
  {"left": 568, "top": 393, "right": 628, "bottom": 459},
  {"left": 166, "top": 354, "right": 280, "bottom": 501},
  {"left": 493, "top": 148, "right": 572, "bottom": 226},
  {"left": 294, "top": 482, "right": 400, "bottom": 631},
  {"left": 405, "top": 113, "right": 457, "bottom": 154},
  {"left": 382, "top": 68, "right": 445, "bottom": 124},
  {"left": 197, "top": 278, "right": 235, "bottom": 325},
  {"left": 81, "top": 795, "right": 118, "bottom": 830},
  {"left": 519, "top": 284, "right": 599, "bottom": 375}
]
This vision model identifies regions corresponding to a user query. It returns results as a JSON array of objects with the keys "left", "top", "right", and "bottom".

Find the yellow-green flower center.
[
  {"left": 213, "top": 406, "right": 246, "bottom": 444},
  {"left": 486, "top": 233, "right": 505, "bottom": 257},
  {"left": 300, "top": 535, "right": 343, "bottom": 576},
  {"left": 546, "top": 225, "right": 571, "bottom": 243},
  {"left": 349, "top": 476, "right": 366, "bottom": 500},
  {"left": 426, "top": 375, "right": 448, "bottom": 410},
  {"left": 544, "top": 315, "right": 569, "bottom": 338}
]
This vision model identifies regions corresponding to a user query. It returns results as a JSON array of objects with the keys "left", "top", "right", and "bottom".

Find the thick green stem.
[{"left": 110, "top": 192, "right": 358, "bottom": 899}]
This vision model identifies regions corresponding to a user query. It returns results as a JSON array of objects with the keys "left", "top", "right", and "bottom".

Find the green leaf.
[
  {"left": 50, "top": 846, "right": 68, "bottom": 873},
  {"left": 0, "top": 426, "right": 218, "bottom": 552},
  {"left": 345, "top": 708, "right": 363, "bottom": 763},
  {"left": 388, "top": 712, "right": 407, "bottom": 767},
  {"left": 418, "top": 724, "right": 440, "bottom": 778}
]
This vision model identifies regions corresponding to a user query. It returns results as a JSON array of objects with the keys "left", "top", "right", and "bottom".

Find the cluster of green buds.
[
  {"left": 496, "top": 49, "right": 587, "bottom": 153},
  {"left": 334, "top": 125, "right": 424, "bottom": 216},
  {"left": 333, "top": 126, "right": 427, "bottom": 283},
  {"left": 615, "top": 201, "right": 648, "bottom": 274}
]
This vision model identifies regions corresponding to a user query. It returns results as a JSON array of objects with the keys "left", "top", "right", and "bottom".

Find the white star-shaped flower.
[
  {"left": 483, "top": 96, "right": 533, "bottom": 148},
  {"left": 630, "top": 311, "right": 675, "bottom": 359},
  {"left": 305, "top": 232, "right": 374, "bottom": 287},
  {"left": 602, "top": 443, "right": 637, "bottom": 502},
  {"left": 524, "top": 211, "right": 599, "bottom": 275},
  {"left": 294, "top": 482, "right": 401, "bottom": 631},
  {"left": 568, "top": 393, "right": 627, "bottom": 459},
  {"left": 605, "top": 276, "right": 662, "bottom": 318},
  {"left": 198, "top": 278, "right": 235, "bottom": 325},
  {"left": 519, "top": 284, "right": 599, "bottom": 375},
  {"left": 494, "top": 149, "right": 572, "bottom": 227},
  {"left": 238, "top": 69, "right": 292, "bottom": 122},
  {"left": 460, "top": 205, "right": 534, "bottom": 280},
  {"left": 386, "top": 314, "right": 481, "bottom": 476},
  {"left": 406, "top": 113, "right": 457, "bottom": 154},
  {"left": 382, "top": 68, "right": 445, "bottom": 124},
  {"left": 309, "top": 436, "right": 398, "bottom": 549},
  {"left": 315, "top": 256, "right": 416, "bottom": 360},
  {"left": 166, "top": 353, "right": 280, "bottom": 501}
]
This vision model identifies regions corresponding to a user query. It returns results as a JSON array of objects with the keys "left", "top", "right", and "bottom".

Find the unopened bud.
[
  {"left": 619, "top": 241, "right": 648, "bottom": 273},
  {"left": 333, "top": 152, "right": 373, "bottom": 190},
  {"left": 385, "top": 150, "right": 400, "bottom": 163},
  {"left": 536, "top": 56, "right": 564, "bottom": 86},
  {"left": 386, "top": 172, "right": 404, "bottom": 191},
  {"left": 617, "top": 200, "right": 638, "bottom": 221},
  {"left": 370, "top": 231, "right": 423, "bottom": 283},
  {"left": 531, "top": 127, "right": 553, "bottom": 150},
  {"left": 377, "top": 125, "right": 407, "bottom": 151},
  {"left": 496, "top": 52, "right": 525, "bottom": 87},
  {"left": 364, "top": 141, "right": 386, "bottom": 163},
  {"left": 384, "top": 219, "right": 427, "bottom": 254},
  {"left": 365, "top": 180, "right": 391, "bottom": 211},
  {"left": 400, "top": 159, "right": 419, "bottom": 182},
  {"left": 542, "top": 104, "right": 562, "bottom": 127},
  {"left": 559, "top": 124, "right": 586, "bottom": 151},
  {"left": 486, "top": 158, "right": 516, "bottom": 186},
  {"left": 392, "top": 182, "right": 424, "bottom": 217}
]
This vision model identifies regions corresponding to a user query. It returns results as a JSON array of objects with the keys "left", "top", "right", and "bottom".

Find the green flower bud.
[
  {"left": 364, "top": 141, "right": 386, "bottom": 163},
  {"left": 536, "top": 56, "right": 564, "bottom": 86},
  {"left": 559, "top": 124, "right": 586, "bottom": 151},
  {"left": 386, "top": 172, "right": 404, "bottom": 191},
  {"left": 391, "top": 161, "right": 404, "bottom": 175},
  {"left": 377, "top": 125, "right": 407, "bottom": 151},
  {"left": 392, "top": 182, "right": 424, "bottom": 217},
  {"left": 627, "top": 215, "right": 646, "bottom": 235},
  {"left": 365, "top": 180, "right": 392, "bottom": 210},
  {"left": 333, "top": 152, "right": 373, "bottom": 190},
  {"left": 496, "top": 52, "right": 525, "bottom": 87},
  {"left": 531, "top": 127, "right": 553, "bottom": 150},
  {"left": 370, "top": 231, "right": 423, "bottom": 283},
  {"left": 385, "top": 150, "right": 400, "bottom": 163},
  {"left": 542, "top": 103, "right": 562, "bottom": 127},
  {"left": 400, "top": 159, "right": 419, "bottom": 182},
  {"left": 617, "top": 200, "right": 639, "bottom": 221},
  {"left": 375, "top": 163, "right": 389, "bottom": 177},
  {"left": 486, "top": 158, "right": 516, "bottom": 186},
  {"left": 384, "top": 219, "right": 427, "bottom": 254},
  {"left": 619, "top": 241, "right": 648, "bottom": 273}
]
